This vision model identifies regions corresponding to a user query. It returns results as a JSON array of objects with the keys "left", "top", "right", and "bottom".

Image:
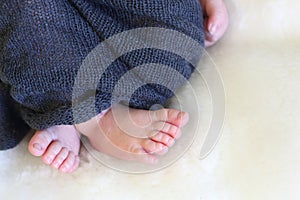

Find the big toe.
[
  {"left": 28, "top": 130, "right": 54, "bottom": 156},
  {"left": 142, "top": 139, "right": 168, "bottom": 156},
  {"left": 153, "top": 122, "right": 182, "bottom": 139},
  {"left": 153, "top": 109, "right": 189, "bottom": 127}
]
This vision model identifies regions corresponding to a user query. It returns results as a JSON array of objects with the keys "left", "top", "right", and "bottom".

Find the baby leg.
[{"left": 1, "top": 0, "right": 205, "bottom": 173}]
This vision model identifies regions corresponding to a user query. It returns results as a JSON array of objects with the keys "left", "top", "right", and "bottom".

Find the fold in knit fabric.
[
  {"left": 0, "top": 81, "right": 30, "bottom": 150},
  {"left": 0, "top": 0, "right": 204, "bottom": 149}
]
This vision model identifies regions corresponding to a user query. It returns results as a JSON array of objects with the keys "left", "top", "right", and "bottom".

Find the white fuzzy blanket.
[{"left": 1, "top": 0, "right": 300, "bottom": 199}]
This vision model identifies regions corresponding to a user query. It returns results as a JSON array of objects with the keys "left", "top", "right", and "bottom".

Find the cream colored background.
[{"left": 1, "top": 0, "right": 300, "bottom": 199}]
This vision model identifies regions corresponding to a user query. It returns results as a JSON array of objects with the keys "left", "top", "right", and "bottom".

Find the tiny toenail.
[
  {"left": 33, "top": 143, "right": 42, "bottom": 151},
  {"left": 209, "top": 23, "right": 216, "bottom": 35},
  {"left": 169, "top": 140, "right": 175, "bottom": 146}
]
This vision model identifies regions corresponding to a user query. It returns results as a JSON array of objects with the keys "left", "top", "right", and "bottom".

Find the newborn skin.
[
  {"left": 28, "top": 0, "right": 228, "bottom": 173},
  {"left": 201, "top": 0, "right": 229, "bottom": 47}
]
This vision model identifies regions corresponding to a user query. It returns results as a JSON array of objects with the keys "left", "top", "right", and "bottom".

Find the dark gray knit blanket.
[{"left": 0, "top": 0, "right": 204, "bottom": 149}]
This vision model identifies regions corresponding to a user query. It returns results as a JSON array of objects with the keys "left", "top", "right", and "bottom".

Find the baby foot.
[
  {"left": 28, "top": 125, "right": 81, "bottom": 173},
  {"left": 76, "top": 105, "right": 189, "bottom": 164},
  {"left": 200, "top": 0, "right": 229, "bottom": 47}
]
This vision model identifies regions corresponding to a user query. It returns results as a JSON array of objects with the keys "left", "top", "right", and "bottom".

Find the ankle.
[{"left": 75, "top": 116, "right": 98, "bottom": 137}]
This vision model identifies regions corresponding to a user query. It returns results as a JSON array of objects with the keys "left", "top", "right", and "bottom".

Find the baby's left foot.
[{"left": 28, "top": 125, "right": 81, "bottom": 173}]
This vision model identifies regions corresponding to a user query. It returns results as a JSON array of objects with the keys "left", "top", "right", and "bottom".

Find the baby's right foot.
[
  {"left": 76, "top": 105, "right": 189, "bottom": 164},
  {"left": 28, "top": 125, "right": 81, "bottom": 173}
]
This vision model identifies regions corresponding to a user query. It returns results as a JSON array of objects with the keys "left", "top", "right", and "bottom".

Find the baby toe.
[
  {"left": 154, "top": 109, "right": 189, "bottom": 127},
  {"left": 172, "top": 128, "right": 182, "bottom": 140},
  {"left": 134, "top": 149, "right": 159, "bottom": 164},
  {"left": 143, "top": 140, "right": 166, "bottom": 154},
  {"left": 155, "top": 147, "right": 169, "bottom": 156},
  {"left": 59, "top": 151, "right": 76, "bottom": 173},
  {"left": 28, "top": 130, "right": 54, "bottom": 156},
  {"left": 153, "top": 122, "right": 180, "bottom": 138},
  {"left": 51, "top": 147, "right": 69, "bottom": 169},
  {"left": 150, "top": 131, "right": 175, "bottom": 147},
  {"left": 42, "top": 141, "right": 62, "bottom": 165},
  {"left": 69, "top": 156, "right": 80, "bottom": 173}
]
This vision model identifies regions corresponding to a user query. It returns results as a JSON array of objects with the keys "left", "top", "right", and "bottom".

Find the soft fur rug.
[{"left": 1, "top": 0, "right": 300, "bottom": 199}]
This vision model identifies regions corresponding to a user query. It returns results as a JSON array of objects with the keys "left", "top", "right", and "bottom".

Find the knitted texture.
[
  {"left": 0, "top": 0, "right": 204, "bottom": 141},
  {"left": 0, "top": 82, "right": 30, "bottom": 150}
]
